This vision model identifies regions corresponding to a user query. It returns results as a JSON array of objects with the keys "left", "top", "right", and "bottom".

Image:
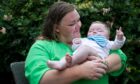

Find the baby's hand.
[
  {"left": 73, "top": 38, "right": 81, "bottom": 44},
  {"left": 116, "top": 27, "right": 124, "bottom": 40}
]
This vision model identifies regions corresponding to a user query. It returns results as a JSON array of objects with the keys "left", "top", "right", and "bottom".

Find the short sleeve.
[
  {"left": 25, "top": 40, "right": 52, "bottom": 84},
  {"left": 109, "top": 49, "right": 127, "bottom": 76}
]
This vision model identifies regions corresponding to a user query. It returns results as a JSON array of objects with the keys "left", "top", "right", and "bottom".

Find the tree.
[{"left": 0, "top": 0, "right": 140, "bottom": 84}]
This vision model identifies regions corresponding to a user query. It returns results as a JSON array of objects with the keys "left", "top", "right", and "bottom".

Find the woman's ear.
[
  {"left": 54, "top": 24, "right": 59, "bottom": 33},
  {"left": 55, "top": 28, "right": 59, "bottom": 32}
]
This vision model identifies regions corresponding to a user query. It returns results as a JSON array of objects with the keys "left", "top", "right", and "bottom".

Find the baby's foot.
[{"left": 65, "top": 54, "right": 72, "bottom": 67}]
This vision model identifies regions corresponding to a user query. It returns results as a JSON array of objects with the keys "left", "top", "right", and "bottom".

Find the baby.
[{"left": 47, "top": 21, "right": 126, "bottom": 70}]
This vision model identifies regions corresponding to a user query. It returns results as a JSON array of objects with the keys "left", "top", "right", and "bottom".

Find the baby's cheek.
[{"left": 87, "top": 33, "right": 93, "bottom": 36}]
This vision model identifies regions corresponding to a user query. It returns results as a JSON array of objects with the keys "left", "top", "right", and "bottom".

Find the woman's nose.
[
  {"left": 75, "top": 22, "right": 81, "bottom": 31},
  {"left": 74, "top": 22, "right": 81, "bottom": 38},
  {"left": 77, "top": 21, "right": 81, "bottom": 29}
]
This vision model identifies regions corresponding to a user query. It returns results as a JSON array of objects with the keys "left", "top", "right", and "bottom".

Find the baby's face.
[{"left": 87, "top": 23, "right": 109, "bottom": 39}]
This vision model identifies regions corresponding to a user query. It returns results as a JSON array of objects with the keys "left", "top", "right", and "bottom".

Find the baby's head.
[{"left": 87, "top": 21, "right": 110, "bottom": 39}]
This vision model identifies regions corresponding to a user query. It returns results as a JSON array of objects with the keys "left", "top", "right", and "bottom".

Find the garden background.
[{"left": 0, "top": 0, "right": 140, "bottom": 84}]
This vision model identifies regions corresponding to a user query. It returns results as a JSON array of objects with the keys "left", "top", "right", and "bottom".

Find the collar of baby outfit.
[{"left": 87, "top": 35, "right": 108, "bottom": 48}]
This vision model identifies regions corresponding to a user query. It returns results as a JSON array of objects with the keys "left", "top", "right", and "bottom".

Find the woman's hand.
[{"left": 77, "top": 56, "right": 107, "bottom": 80}]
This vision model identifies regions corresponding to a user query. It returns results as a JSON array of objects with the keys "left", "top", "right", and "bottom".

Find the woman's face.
[{"left": 56, "top": 9, "right": 81, "bottom": 44}]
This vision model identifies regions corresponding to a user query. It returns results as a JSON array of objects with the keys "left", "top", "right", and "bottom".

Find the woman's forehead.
[{"left": 61, "top": 10, "right": 80, "bottom": 24}]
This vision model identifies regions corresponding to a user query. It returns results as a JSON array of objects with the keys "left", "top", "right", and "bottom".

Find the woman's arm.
[
  {"left": 40, "top": 65, "right": 81, "bottom": 84},
  {"left": 40, "top": 60, "right": 107, "bottom": 84},
  {"left": 104, "top": 53, "right": 122, "bottom": 72},
  {"left": 104, "top": 49, "right": 127, "bottom": 75},
  {"left": 88, "top": 49, "right": 127, "bottom": 76}
]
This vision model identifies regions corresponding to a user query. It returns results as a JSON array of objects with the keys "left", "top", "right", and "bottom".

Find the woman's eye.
[{"left": 68, "top": 24, "right": 75, "bottom": 26}]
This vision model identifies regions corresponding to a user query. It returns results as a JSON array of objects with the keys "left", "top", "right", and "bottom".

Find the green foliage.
[
  {"left": 0, "top": 0, "right": 57, "bottom": 74},
  {"left": 0, "top": 0, "right": 140, "bottom": 83},
  {"left": 76, "top": 0, "right": 140, "bottom": 83}
]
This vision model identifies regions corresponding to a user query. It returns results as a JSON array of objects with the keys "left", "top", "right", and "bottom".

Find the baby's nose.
[{"left": 93, "top": 31, "right": 97, "bottom": 34}]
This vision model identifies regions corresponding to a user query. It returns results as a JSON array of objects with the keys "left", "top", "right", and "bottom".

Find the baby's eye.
[{"left": 98, "top": 30, "right": 103, "bottom": 32}]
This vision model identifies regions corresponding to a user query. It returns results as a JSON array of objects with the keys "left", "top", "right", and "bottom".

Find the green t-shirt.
[{"left": 25, "top": 40, "right": 127, "bottom": 84}]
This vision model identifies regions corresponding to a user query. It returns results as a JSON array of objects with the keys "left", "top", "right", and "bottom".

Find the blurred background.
[{"left": 0, "top": 0, "right": 140, "bottom": 84}]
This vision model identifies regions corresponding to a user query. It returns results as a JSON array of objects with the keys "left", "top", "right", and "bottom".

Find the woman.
[{"left": 25, "top": 1, "right": 127, "bottom": 84}]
